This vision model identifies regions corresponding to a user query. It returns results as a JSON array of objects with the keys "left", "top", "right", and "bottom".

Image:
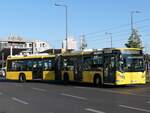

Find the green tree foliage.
[{"left": 125, "top": 29, "right": 143, "bottom": 49}]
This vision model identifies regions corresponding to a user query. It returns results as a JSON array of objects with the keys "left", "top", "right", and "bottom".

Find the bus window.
[
  {"left": 48, "top": 59, "right": 54, "bottom": 70},
  {"left": 62, "top": 58, "right": 74, "bottom": 70},
  {"left": 43, "top": 59, "right": 55, "bottom": 71},
  {"left": 83, "top": 57, "right": 92, "bottom": 71},
  {"left": 33, "top": 61, "right": 38, "bottom": 69},
  {"left": 38, "top": 60, "right": 43, "bottom": 70},
  {"left": 110, "top": 57, "right": 115, "bottom": 68},
  {"left": 43, "top": 59, "right": 49, "bottom": 70},
  {"left": 26, "top": 60, "right": 32, "bottom": 71},
  {"left": 8, "top": 61, "right": 16, "bottom": 71},
  {"left": 93, "top": 56, "right": 103, "bottom": 67}
]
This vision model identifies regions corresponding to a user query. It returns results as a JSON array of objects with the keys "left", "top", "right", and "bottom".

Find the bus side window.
[
  {"left": 38, "top": 60, "right": 43, "bottom": 70},
  {"left": 83, "top": 57, "right": 92, "bottom": 71},
  {"left": 21, "top": 60, "right": 28, "bottom": 71},
  {"left": 33, "top": 61, "right": 38, "bottom": 70},
  {"left": 8, "top": 61, "right": 15, "bottom": 71},
  {"left": 62, "top": 58, "right": 74, "bottom": 70},
  {"left": 43, "top": 60, "right": 49, "bottom": 70},
  {"left": 26, "top": 60, "right": 32, "bottom": 71},
  {"left": 63, "top": 59, "right": 68, "bottom": 70},
  {"left": 88, "top": 56, "right": 103, "bottom": 70},
  {"left": 67, "top": 58, "right": 74, "bottom": 70},
  {"left": 12, "top": 61, "right": 17, "bottom": 71},
  {"left": 43, "top": 59, "right": 54, "bottom": 71},
  {"left": 48, "top": 60, "right": 52, "bottom": 70},
  {"left": 110, "top": 57, "right": 115, "bottom": 68}
]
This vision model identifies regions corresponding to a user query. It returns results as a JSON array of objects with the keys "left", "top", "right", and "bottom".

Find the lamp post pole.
[
  {"left": 55, "top": 4, "right": 68, "bottom": 51},
  {"left": 2, "top": 52, "right": 4, "bottom": 68},
  {"left": 131, "top": 11, "right": 140, "bottom": 35}
]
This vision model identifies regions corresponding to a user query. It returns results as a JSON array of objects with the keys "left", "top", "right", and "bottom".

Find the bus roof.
[
  {"left": 103, "top": 48, "right": 142, "bottom": 54},
  {"left": 7, "top": 53, "right": 55, "bottom": 60},
  {"left": 61, "top": 48, "right": 142, "bottom": 56},
  {"left": 61, "top": 51, "right": 93, "bottom": 57},
  {"left": 114, "top": 48, "right": 142, "bottom": 51},
  {"left": 103, "top": 48, "right": 142, "bottom": 51}
]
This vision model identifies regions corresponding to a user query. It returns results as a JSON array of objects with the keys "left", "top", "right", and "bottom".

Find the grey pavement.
[{"left": 0, "top": 81, "right": 149, "bottom": 113}]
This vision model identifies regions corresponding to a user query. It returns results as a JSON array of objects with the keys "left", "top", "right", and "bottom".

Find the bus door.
[
  {"left": 32, "top": 59, "right": 43, "bottom": 80},
  {"left": 74, "top": 57, "right": 83, "bottom": 81},
  {"left": 55, "top": 55, "right": 62, "bottom": 80},
  {"left": 103, "top": 55, "right": 116, "bottom": 84}
]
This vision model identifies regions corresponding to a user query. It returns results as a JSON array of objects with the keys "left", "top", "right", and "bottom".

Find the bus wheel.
[
  {"left": 19, "top": 74, "right": 26, "bottom": 83},
  {"left": 94, "top": 76, "right": 102, "bottom": 87},
  {"left": 63, "top": 74, "right": 69, "bottom": 84}
]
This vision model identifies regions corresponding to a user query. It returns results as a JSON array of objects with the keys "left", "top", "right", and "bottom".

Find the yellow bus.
[
  {"left": 6, "top": 54, "right": 57, "bottom": 82},
  {"left": 59, "top": 48, "right": 146, "bottom": 86}
]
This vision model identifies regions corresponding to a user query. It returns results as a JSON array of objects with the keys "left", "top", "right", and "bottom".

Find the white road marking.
[
  {"left": 61, "top": 93, "right": 87, "bottom": 100},
  {"left": 75, "top": 87, "right": 150, "bottom": 97},
  {"left": 85, "top": 108, "right": 105, "bottom": 113},
  {"left": 119, "top": 105, "right": 150, "bottom": 112},
  {"left": 32, "top": 87, "right": 47, "bottom": 92},
  {"left": 12, "top": 97, "right": 29, "bottom": 105},
  {"left": 102, "top": 89, "right": 150, "bottom": 97},
  {"left": 15, "top": 84, "right": 23, "bottom": 87}
]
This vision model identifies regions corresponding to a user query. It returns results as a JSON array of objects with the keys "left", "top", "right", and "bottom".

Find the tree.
[{"left": 125, "top": 28, "right": 143, "bottom": 49}]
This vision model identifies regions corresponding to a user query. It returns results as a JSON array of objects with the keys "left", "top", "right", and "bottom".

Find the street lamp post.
[
  {"left": 105, "top": 32, "right": 112, "bottom": 48},
  {"left": 2, "top": 52, "right": 4, "bottom": 68},
  {"left": 131, "top": 11, "right": 140, "bottom": 35},
  {"left": 55, "top": 4, "right": 68, "bottom": 51}
]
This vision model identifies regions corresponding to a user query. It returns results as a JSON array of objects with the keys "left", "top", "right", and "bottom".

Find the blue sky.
[{"left": 0, "top": 0, "right": 150, "bottom": 51}]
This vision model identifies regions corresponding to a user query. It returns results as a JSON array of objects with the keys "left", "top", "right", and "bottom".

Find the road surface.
[{"left": 0, "top": 81, "right": 149, "bottom": 113}]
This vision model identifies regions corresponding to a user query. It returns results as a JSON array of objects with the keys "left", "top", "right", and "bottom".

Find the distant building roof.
[{"left": 40, "top": 49, "right": 62, "bottom": 54}]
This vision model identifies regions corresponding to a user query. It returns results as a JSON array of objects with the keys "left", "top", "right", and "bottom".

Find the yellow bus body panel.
[
  {"left": 61, "top": 71, "right": 102, "bottom": 83},
  {"left": 62, "top": 71, "right": 74, "bottom": 81},
  {"left": 43, "top": 71, "right": 55, "bottom": 80},
  {"left": 82, "top": 71, "right": 93, "bottom": 83},
  {"left": 116, "top": 71, "right": 146, "bottom": 85},
  {"left": 6, "top": 71, "right": 32, "bottom": 80},
  {"left": 82, "top": 71, "right": 102, "bottom": 83}
]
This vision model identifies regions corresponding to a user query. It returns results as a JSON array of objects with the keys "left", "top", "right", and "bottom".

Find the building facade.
[
  {"left": 32, "top": 40, "right": 50, "bottom": 54},
  {"left": 62, "top": 36, "right": 77, "bottom": 52},
  {"left": 0, "top": 35, "right": 51, "bottom": 68}
]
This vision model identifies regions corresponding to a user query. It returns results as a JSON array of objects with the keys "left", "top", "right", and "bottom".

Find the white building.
[
  {"left": 0, "top": 35, "right": 51, "bottom": 68},
  {"left": 32, "top": 40, "right": 51, "bottom": 53},
  {"left": 62, "top": 36, "right": 77, "bottom": 51}
]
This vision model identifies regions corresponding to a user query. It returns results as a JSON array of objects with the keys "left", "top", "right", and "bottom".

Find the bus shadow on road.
[{"left": 0, "top": 79, "right": 148, "bottom": 89}]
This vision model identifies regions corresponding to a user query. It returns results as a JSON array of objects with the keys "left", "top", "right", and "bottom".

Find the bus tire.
[
  {"left": 63, "top": 73, "right": 69, "bottom": 84},
  {"left": 94, "top": 75, "right": 103, "bottom": 87},
  {"left": 19, "top": 74, "right": 26, "bottom": 83}
]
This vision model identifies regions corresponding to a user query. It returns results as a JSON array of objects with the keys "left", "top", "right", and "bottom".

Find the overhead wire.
[
  {"left": 85, "top": 24, "right": 150, "bottom": 43},
  {"left": 77, "top": 17, "right": 150, "bottom": 48},
  {"left": 83, "top": 17, "right": 150, "bottom": 37}
]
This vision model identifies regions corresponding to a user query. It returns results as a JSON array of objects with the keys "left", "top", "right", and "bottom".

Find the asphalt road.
[{"left": 0, "top": 81, "right": 150, "bottom": 113}]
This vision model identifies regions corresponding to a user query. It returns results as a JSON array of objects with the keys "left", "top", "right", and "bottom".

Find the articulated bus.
[
  {"left": 6, "top": 54, "right": 57, "bottom": 82},
  {"left": 6, "top": 48, "right": 146, "bottom": 86},
  {"left": 59, "top": 48, "right": 146, "bottom": 86}
]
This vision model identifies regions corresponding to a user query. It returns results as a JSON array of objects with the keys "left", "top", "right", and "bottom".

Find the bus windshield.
[{"left": 120, "top": 55, "right": 144, "bottom": 72}]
